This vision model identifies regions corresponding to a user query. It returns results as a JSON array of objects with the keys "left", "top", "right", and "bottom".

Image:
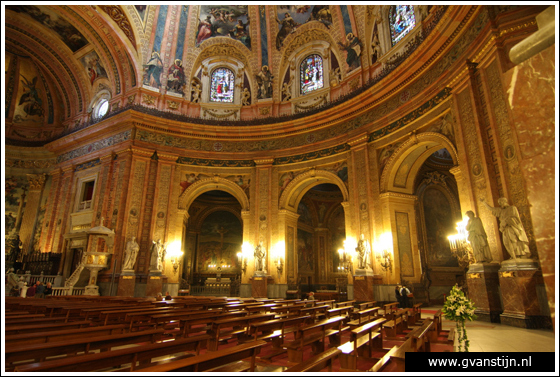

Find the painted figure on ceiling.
[
  {"left": 275, "top": 12, "right": 299, "bottom": 50},
  {"left": 196, "top": 15, "right": 214, "bottom": 46},
  {"left": 19, "top": 75, "right": 44, "bottom": 118},
  {"left": 167, "top": 59, "right": 186, "bottom": 94},
  {"left": 338, "top": 33, "right": 363, "bottom": 72},
  {"left": 143, "top": 51, "right": 163, "bottom": 87}
]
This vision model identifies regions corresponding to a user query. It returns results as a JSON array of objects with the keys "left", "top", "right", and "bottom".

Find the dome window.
[
  {"left": 300, "top": 54, "right": 324, "bottom": 95},
  {"left": 210, "top": 67, "right": 235, "bottom": 103},
  {"left": 389, "top": 5, "right": 416, "bottom": 46}
]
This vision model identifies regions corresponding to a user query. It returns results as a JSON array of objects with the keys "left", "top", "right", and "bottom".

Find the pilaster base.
[
  {"left": 117, "top": 271, "right": 136, "bottom": 297},
  {"left": 146, "top": 274, "right": 163, "bottom": 297},
  {"left": 250, "top": 275, "right": 269, "bottom": 298},
  {"left": 500, "top": 312, "right": 552, "bottom": 329},
  {"left": 353, "top": 275, "right": 375, "bottom": 302},
  {"left": 466, "top": 262, "right": 502, "bottom": 323}
]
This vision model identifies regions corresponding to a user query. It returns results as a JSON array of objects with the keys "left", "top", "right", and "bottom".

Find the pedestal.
[
  {"left": 498, "top": 259, "right": 551, "bottom": 329},
  {"left": 251, "top": 275, "right": 268, "bottom": 298},
  {"left": 117, "top": 270, "right": 136, "bottom": 297},
  {"left": 353, "top": 271, "right": 375, "bottom": 302},
  {"left": 146, "top": 271, "right": 163, "bottom": 298},
  {"left": 466, "top": 262, "right": 502, "bottom": 322}
]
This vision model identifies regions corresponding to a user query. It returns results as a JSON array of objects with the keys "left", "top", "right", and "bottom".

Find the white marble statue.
[
  {"left": 254, "top": 241, "right": 266, "bottom": 272},
  {"left": 150, "top": 239, "right": 166, "bottom": 271},
  {"left": 122, "top": 236, "right": 140, "bottom": 271},
  {"left": 465, "top": 210, "right": 492, "bottom": 263},
  {"left": 480, "top": 197, "right": 530, "bottom": 259}
]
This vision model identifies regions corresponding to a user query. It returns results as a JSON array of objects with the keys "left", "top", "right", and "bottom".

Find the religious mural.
[
  {"left": 422, "top": 187, "right": 458, "bottom": 267},
  {"left": 6, "top": 5, "right": 89, "bottom": 52},
  {"left": 196, "top": 5, "right": 250, "bottom": 48},
  {"left": 135, "top": 5, "right": 147, "bottom": 20},
  {"left": 297, "top": 202, "right": 313, "bottom": 226},
  {"left": 80, "top": 50, "right": 108, "bottom": 86},
  {"left": 338, "top": 33, "right": 363, "bottom": 72},
  {"left": 297, "top": 229, "right": 314, "bottom": 272},
  {"left": 300, "top": 54, "right": 324, "bottom": 95},
  {"left": 275, "top": 6, "right": 332, "bottom": 50},
  {"left": 5, "top": 176, "right": 28, "bottom": 236},
  {"left": 32, "top": 177, "right": 51, "bottom": 252},
  {"left": 197, "top": 211, "right": 242, "bottom": 273}
]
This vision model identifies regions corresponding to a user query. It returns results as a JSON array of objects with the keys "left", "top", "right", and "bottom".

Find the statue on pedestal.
[
  {"left": 150, "top": 239, "right": 166, "bottom": 271},
  {"left": 481, "top": 197, "right": 531, "bottom": 259},
  {"left": 355, "top": 234, "right": 370, "bottom": 270},
  {"left": 254, "top": 241, "right": 266, "bottom": 272},
  {"left": 122, "top": 236, "right": 140, "bottom": 271},
  {"left": 465, "top": 211, "right": 492, "bottom": 263}
]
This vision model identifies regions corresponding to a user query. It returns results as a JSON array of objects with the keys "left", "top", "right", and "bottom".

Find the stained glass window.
[
  {"left": 389, "top": 5, "right": 416, "bottom": 46},
  {"left": 210, "top": 68, "right": 235, "bottom": 103},
  {"left": 300, "top": 54, "right": 324, "bottom": 95}
]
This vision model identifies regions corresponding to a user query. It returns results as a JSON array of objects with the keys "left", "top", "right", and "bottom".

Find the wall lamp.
[
  {"left": 167, "top": 241, "right": 183, "bottom": 275},
  {"left": 376, "top": 233, "right": 393, "bottom": 272},
  {"left": 337, "top": 245, "right": 353, "bottom": 275},
  {"left": 237, "top": 242, "right": 251, "bottom": 275}
]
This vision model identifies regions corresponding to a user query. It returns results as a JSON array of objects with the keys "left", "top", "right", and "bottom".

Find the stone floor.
[{"left": 424, "top": 306, "right": 556, "bottom": 352}]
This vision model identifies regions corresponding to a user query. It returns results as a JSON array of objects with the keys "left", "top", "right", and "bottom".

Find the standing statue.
[
  {"left": 465, "top": 211, "right": 492, "bottom": 263},
  {"left": 480, "top": 197, "right": 531, "bottom": 259},
  {"left": 122, "top": 236, "right": 140, "bottom": 271},
  {"left": 355, "top": 234, "right": 370, "bottom": 270},
  {"left": 241, "top": 87, "right": 251, "bottom": 106},
  {"left": 254, "top": 241, "right": 266, "bottom": 272},
  {"left": 150, "top": 239, "right": 166, "bottom": 271},
  {"left": 256, "top": 65, "right": 274, "bottom": 99},
  {"left": 6, "top": 268, "right": 19, "bottom": 296}
]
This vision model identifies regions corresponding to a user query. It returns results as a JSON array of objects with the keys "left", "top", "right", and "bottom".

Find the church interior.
[{"left": 3, "top": 4, "right": 557, "bottom": 372}]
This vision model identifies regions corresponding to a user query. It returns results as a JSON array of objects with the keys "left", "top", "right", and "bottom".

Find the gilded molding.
[{"left": 98, "top": 5, "right": 137, "bottom": 49}]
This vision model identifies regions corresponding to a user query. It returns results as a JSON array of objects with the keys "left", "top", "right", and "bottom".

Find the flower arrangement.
[{"left": 442, "top": 284, "right": 477, "bottom": 352}]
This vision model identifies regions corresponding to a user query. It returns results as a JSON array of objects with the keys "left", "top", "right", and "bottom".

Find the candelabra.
[
  {"left": 170, "top": 254, "right": 182, "bottom": 274},
  {"left": 447, "top": 219, "right": 475, "bottom": 268},
  {"left": 337, "top": 248, "right": 353, "bottom": 274},
  {"left": 377, "top": 249, "right": 393, "bottom": 272}
]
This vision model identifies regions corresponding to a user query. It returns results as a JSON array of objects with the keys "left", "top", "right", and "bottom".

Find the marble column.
[
  {"left": 466, "top": 262, "right": 502, "bottom": 322},
  {"left": 498, "top": 259, "right": 551, "bottom": 329}
]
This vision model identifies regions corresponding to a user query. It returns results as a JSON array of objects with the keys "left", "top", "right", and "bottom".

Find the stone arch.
[
  {"left": 380, "top": 132, "right": 458, "bottom": 194},
  {"left": 279, "top": 168, "right": 349, "bottom": 213},
  {"left": 191, "top": 205, "right": 243, "bottom": 232},
  {"left": 178, "top": 176, "right": 250, "bottom": 212}
]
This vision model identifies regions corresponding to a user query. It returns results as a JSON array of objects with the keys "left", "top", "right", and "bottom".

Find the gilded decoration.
[{"left": 98, "top": 6, "right": 137, "bottom": 49}]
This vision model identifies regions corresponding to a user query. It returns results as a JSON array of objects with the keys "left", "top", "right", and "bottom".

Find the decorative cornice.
[
  {"left": 176, "top": 157, "right": 256, "bottom": 168},
  {"left": 98, "top": 6, "right": 137, "bottom": 49}
]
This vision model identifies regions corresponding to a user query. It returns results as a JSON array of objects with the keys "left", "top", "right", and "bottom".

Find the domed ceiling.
[{"left": 4, "top": 5, "right": 527, "bottom": 148}]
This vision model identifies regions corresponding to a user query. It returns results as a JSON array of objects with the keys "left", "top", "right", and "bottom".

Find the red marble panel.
[
  {"left": 499, "top": 270, "right": 543, "bottom": 316},
  {"left": 251, "top": 277, "right": 267, "bottom": 298},
  {"left": 146, "top": 275, "right": 163, "bottom": 297},
  {"left": 353, "top": 276, "right": 375, "bottom": 302},
  {"left": 117, "top": 275, "right": 136, "bottom": 297}
]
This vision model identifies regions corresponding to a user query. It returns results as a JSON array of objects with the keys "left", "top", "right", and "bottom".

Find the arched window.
[
  {"left": 389, "top": 5, "right": 416, "bottom": 46},
  {"left": 210, "top": 68, "right": 235, "bottom": 103},
  {"left": 300, "top": 54, "right": 324, "bottom": 95}
]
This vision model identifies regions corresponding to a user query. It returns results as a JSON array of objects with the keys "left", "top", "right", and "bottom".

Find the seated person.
[
  {"left": 306, "top": 291, "right": 315, "bottom": 300},
  {"left": 165, "top": 291, "right": 172, "bottom": 300},
  {"left": 155, "top": 292, "right": 164, "bottom": 301}
]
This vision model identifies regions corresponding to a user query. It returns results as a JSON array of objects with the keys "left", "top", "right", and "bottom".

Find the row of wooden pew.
[{"left": 5, "top": 295, "right": 451, "bottom": 372}]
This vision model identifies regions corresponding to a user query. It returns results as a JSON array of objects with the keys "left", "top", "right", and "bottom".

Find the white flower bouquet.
[{"left": 442, "top": 284, "right": 477, "bottom": 351}]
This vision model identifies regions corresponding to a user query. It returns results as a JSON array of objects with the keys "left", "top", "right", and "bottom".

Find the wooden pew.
[
  {"left": 356, "top": 301, "right": 377, "bottom": 311},
  {"left": 385, "top": 320, "right": 435, "bottom": 372},
  {"left": 5, "top": 323, "right": 129, "bottom": 346},
  {"left": 14, "top": 334, "right": 210, "bottom": 372},
  {"left": 245, "top": 315, "right": 310, "bottom": 348},
  {"left": 297, "top": 304, "right": 330, "bottom": 321},
  {"left": 428, "top": 309, "right": 454, "bottom": 344},
  {"left": 269, "top": 303, "right": 305, "bottom": 318},
  {"left": 335, "top": 300, "right": 356, "bottom": 308},
  {"left": 412, "top": 303, "right": 422, "bottom": 323},
  {"left": 348, "top": 306, "right": 381, "bottom": 329},
  {"left": 326, "top": 305, "right": 354, "bottom": 324},
  {"left": 178, "top": 310, "right": 248, "bottom": 337},
  {"left": 5, "top": 328, "right": 166, "bottom": 370},
  {"left": 284, "top": 347, "right": 342, "bottom": 372},
  {"left": 284, "top": 316, "right": 346, "bottom": 363},
  {"left": 337, "top": 318, "right": 387, "bottom": 371},
  {"left": 5, "top": 314, "right": 45, "bottom": 322},
  {"left": 5, "top": 316, "right": 70, "bottom": 326},
  {"left": 383, "top": 302, "right": 399, "bottom": 319},
  {"left": 368, "top": 345, "right": 399, "bottom": 372},
  {"left": 383, "top": 308, "right": 408, "bottom": 338},
  {"left": 206, "top": 313, "right": 276, "bottom": 351},
  {"left": 133, "top": 340, "right": 267, "bottom": 372},
  {"left": 315, "top": 300, "right": 335, "bottom": 309},
  {"left": 5, "top": 320, "right": 92, "bottom": 336}
]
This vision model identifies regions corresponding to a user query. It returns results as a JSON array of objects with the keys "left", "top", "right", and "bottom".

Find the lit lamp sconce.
[
  {"left": 337, "top": 239, "right": 353, "bottom": 274},
  {"left": 237, "top": 242, "right": 251, "bottom": 275},
  {"left": 376, "top": 233, "right": 393, "bottom": 272},
  {"left": 167, "top": 241, "right": 183, "bottom": 275},
  {"left": 447, "top": 218, "right": 474, "bottom": 268},
  {"left": 274, "top": 242, "right": 285, "bottom": 276}
]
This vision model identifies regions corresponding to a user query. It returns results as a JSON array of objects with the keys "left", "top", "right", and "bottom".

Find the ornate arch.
[
  {"left": 191, "top": 205, "right": 243, "bottom": 232},
  {"left": 279, "top": 168, "right": 349, "bottom": 212},
  {"left": 178, "top": 176, "right": 250, "bottom": 212},
  {"left": 380, "top": 132, "right": 458, "bottom": 194}
]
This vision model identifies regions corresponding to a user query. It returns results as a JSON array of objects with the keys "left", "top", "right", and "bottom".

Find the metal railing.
[{"left": 190, "top": 284, "right": 239, "bottom": 297}]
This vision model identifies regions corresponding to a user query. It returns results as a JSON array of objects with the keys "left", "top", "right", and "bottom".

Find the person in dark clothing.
[
  {"left": 395, "top": 284, "right": 403, "bottom": 308},
  {"left": 400, "top": 285, "right": 411, "bottom": 308},
  {"left": 35, "top": 281, "right": 46, "bottom": 298},
  {"left": 44, "top": 282, "right": 53, "bottom": 296}
]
